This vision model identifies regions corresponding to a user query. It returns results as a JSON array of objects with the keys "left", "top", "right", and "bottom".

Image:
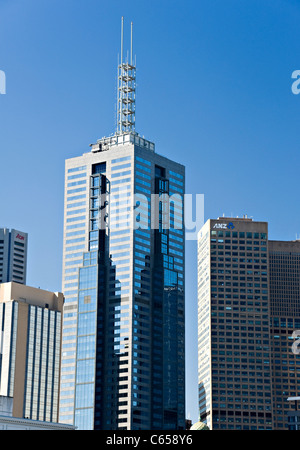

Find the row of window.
[{"left": 211, "top": 230, "right": 267, "bottom": 239}]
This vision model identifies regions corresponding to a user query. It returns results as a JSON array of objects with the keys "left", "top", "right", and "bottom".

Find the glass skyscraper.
[
  {"left": 59, "top": 19, "right": 185, "bottom": 429},
  {"left": 59, "top": 133, "right": 185, "bottom": 430}
]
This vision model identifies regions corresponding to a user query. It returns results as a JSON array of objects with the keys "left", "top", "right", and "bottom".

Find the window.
[
  {"left": 92, "top": 162, "right": 106, "bottom": 174},
  {"left": 155, "top": 165, "right": 165, "bottom": 178},
  {"left": 112, "top": 156, "right": 131, "bottom": 164},
  {"left": 136, "top": 156, "right": 151, "bottom": 166},
  {"left": 68, "top": 166, "right": 86, "bottom": 173},
  {"left": 169, "top": 170, "right": 183, "bottom": 180}
]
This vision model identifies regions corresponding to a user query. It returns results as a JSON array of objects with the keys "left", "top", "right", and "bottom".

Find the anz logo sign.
[{"left": 213, "top": 222, "right": 235, "bottom": 230}]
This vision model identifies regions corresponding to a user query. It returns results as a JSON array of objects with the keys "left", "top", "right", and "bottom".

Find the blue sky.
[{"left": 1, "top": 0, "right": 300, "bottom": 424}]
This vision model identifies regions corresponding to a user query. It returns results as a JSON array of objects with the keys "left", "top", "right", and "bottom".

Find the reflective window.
[{"left": 68, "top": 166, "right": 86, "bottom": 173}]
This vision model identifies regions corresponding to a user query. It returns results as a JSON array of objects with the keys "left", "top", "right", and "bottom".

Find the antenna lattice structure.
[{"left": 117, "top": 17, "right": 136, "bottom": 134}]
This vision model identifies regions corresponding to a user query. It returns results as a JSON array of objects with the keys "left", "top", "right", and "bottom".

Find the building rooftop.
[
  {"left": 89, "top": 131, "right": 155, "bottom": 154},
  {"left": 217, "top": 216, "right": 253, "bottom": 221},
  {"left": 0, "top": 282, "right": 64, "bottom": 312}
]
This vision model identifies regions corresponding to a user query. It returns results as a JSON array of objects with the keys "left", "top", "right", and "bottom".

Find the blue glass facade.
[
  {"left": 151, "top": 169, "right": 185, "bottom": 429},
  {"left": 60, "top": 134, "right": 185, "bottom": 430}
]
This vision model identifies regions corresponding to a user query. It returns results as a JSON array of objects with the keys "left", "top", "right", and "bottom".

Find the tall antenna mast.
[
  {"left": 117, "top": 17, "right": 136, "bottom": 135},
  {"left": 131, "top": 21, "right": 133, "bottom": 66},
  {"left": 121, "top": 16, "right": 124, "bottom": 66}
]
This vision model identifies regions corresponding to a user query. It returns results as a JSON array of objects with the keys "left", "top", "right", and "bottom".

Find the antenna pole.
[
  {"left": 131, "top": 21, "right": 133, "bottom": 66},
  {"left": 121, "top": 16, "right": 124, "bottom": 65}
]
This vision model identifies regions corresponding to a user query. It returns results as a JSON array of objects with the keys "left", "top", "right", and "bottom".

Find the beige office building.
[{"left": 0, "top": 282, "right": 64, "bottom": 422}]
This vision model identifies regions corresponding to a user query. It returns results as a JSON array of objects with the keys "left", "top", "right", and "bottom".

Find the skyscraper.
[
  {"left": 269, "top": 240, "right": 300, "bottom": 429},
  {"left": 0, "top": 229, "right": 28, "bottom": 285},
  {"left": 59, "top": 19, "right": 185, "bottom": 430},
  {"left": 0, "top": 282, "right": 63, "bottom": 422},
  {"left": 197, "top": 217, "right": 273, "bottom": 430},
  {"left": 197, "top": 217, "right": 300, "bottom": 430}
]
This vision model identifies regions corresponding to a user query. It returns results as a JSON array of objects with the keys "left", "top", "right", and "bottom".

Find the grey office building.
[
  {"left": 197, "top": 217, "right": 300, "bottom": 430},
  {"left": 269, "top": 240, "right": 300, "bottom": 429},
  {"left": 197, "top": 217, "right": 273, "bottom": 430},
  {"left": 59, "top": 19, "right": 185, "bottom": 430},
  {"left": 0, "top": 229, "right": 28, "bottom": 285}
]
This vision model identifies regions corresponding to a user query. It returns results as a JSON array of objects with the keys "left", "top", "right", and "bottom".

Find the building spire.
[{"left": 117, "top": 17, "right": 136, "bottom": 135}]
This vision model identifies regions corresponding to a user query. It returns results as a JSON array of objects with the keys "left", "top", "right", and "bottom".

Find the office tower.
[
  {"left": 287, "top": 397, "right": 300, "bottom": 430},
  {"left": 197, "top": 217, "right": 273, "bottom": 430},
  {"left": 0, "top": 229, "right": 28, "bottom": 284},
  {"left": 59, "top": 19, "right": 185, "bottom": 430},
  {"left": 0, "top": 282, "right": 63, "bottom": 422},
  {"left": 269, "top": 240, "right": 300, "bottom": 429}
]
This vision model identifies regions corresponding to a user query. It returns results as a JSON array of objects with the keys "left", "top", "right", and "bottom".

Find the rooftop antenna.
[
  {"left": 131, "top": 21, "right": 133, "bottom": 66},
  {"left": 117, "top": 17, "right": 136, "bottom": 135},
  {"left": 121, "top": 16, "right": 124, "bottom": 66}
]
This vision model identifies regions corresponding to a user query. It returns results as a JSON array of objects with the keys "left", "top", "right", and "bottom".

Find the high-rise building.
[
  {"left": 0, "top": 282, "right": 64, "bottom": 422},
  {"left": 269, "top": 240, "right": 300, "bottom": 429},
  {"left": 197, "top": 217, "right": 300, "bottom": 430},
  {"left": 287, "top": 397, "right": 300, "bottom": 430},
  {"left": 0, "top": 229, "right": 28, "bottom": 284},
  {"left": 197, "top": 217, "right": 273, "bottom": 430},
  {"left": 59, "top": 18, "right": 185, "bottom": 430}
]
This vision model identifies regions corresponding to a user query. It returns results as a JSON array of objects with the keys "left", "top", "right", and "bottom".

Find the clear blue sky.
[{"left": 1, "top": 0, "right": 300, "bottom": 424}]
